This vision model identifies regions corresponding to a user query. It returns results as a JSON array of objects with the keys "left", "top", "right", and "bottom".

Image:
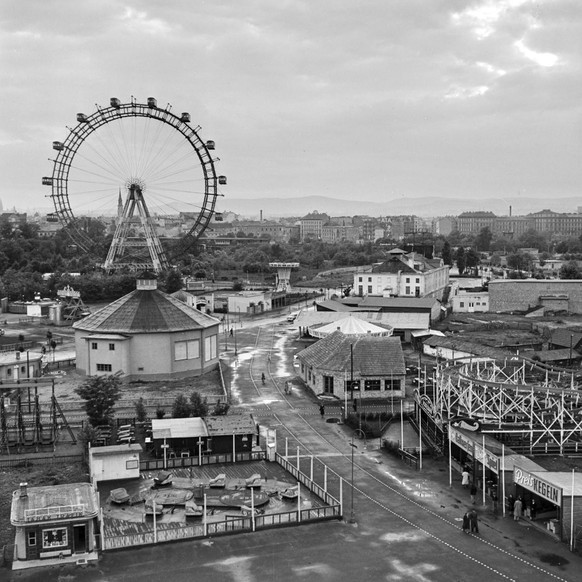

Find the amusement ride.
[{"left": 42, "top": 96, "right": 226, "bottom": 272}]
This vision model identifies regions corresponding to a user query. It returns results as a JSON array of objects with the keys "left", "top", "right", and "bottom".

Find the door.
[{"left": 73, "top": 524, "right": 87, "bottom": 553}]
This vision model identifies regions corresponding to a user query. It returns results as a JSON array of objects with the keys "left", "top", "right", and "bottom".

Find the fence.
[
  {"left": 276, "top": 452, "right": 342, "bottom": 510},
  {"left": 139, "top": 450, "right": 266, "bottom": 472},
  {"left": 0, "top": 453, "right": 83, "bottom": 469}
]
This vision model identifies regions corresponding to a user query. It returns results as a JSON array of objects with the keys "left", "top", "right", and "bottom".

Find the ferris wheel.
[{"left": 42, "top": 96, "right": 226, "bottom": 272}]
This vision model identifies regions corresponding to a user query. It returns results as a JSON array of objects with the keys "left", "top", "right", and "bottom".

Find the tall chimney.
[
  {"left": 20, "top": 482, "right": 28, "bottom": 498},
  {"left": 509, "top": 205, "right": 512, "bottom": 217},
  {"left": 260, "top": 210, "right": 263, "bottom": 222}
]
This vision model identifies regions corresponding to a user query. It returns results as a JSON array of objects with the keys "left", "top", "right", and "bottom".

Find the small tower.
[{"left": 269, "top": 262, "right": 300, "bottom": 292}]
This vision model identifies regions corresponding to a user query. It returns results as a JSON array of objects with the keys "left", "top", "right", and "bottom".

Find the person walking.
[
  {"left": 470, "top": 483, "right": 477, "bottom": 504},
  {"left": 469, "top": 509, "right": 479, "bottom": 534},
  {"left": 261, "top": 372, "right": 265, "bottom": 385},
  {"left": 462, "top": 511, "right": 470, "bottom": 534},
  {"left": 319, "top": 404, "right": 325, "bottom": 418},
  {"left": 462, "top": 469, "right": 470, "bottom": 489},
  {"left": 530, "top": 498, "right": 536, "bottom": 520},
  {"left": 513, "top": 497, "right": 523, "bottom": 521}
]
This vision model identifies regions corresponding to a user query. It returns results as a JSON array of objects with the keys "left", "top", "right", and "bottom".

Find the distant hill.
[{"left": 222, "top": 195, "right": 582, "bottom": 219}]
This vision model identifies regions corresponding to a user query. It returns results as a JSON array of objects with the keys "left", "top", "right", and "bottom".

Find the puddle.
[{"left": 538, "top": 553, "right": 569, "bottom": 567}]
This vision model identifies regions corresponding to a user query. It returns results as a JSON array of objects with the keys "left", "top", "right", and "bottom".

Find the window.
[
  {"left": 91, "top": 342, "right": 98, "bottom": 350},
  {"left": 21, "top": 366, "right": 25, "bottom": 373},
  {"left": 96, "top": 363, "right": 112, "bottom": 372},
  {"left": 42, "top": 527, "right": 67, "bottom": 549},
  {"left": 109, "top": 343, "right": 115, "bottom": 351},
  {"left": 28, "top": 531, "right": 36, "bottom": 546},
  {"left": 358, "top": 277, "right": 362, "bottom": 282},
  {"left": 405, "top": 286, "right": 410, "bottom": 295},
  {"left": 367, "top": 286, "right": 373, "bottom": 293},
  {"left": 204, "top": 335, "right": 217, "bottom": 362},
  {"left": 406, "top": 277, "right": 410, "bottom": 283},
  {"left": 323, "top": 376, "right": 334, "bottom": 394},
  {"left": 126, "top": 459, "right": 139, "bottom": 470},
  {"left": 385, "top": 378, "right": 400, "bottom": 391},
  {"left": 460, "top": 301, "right": 465, "bottom": 308},
  {"left": 416, "top": 278, "right": 420, "bottom": 283},
  {"left": 175, "top": 339, "right": 201, "bottom": 361},
  {"left": 364, "top": 379, "right": 381, "bottom": 391},
  {"left": 367, "top": 277, "right": 372, "bottom": 282},
  {"left": 346, "top": 380, "right": 360, "bottom": 392}
]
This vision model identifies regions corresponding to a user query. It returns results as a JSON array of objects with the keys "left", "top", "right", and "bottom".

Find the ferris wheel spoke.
[{"left": 141, "top": 132, "right": 192, "bottom": 185}]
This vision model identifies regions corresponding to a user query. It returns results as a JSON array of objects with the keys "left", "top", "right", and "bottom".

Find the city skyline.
[{"left": 1, "top": 1, "right": 581, "bottom": 212}]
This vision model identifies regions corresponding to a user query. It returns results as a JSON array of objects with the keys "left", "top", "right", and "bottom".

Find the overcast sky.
[{"left": 1, "top": 0, "right": 581, "bottom": 214}]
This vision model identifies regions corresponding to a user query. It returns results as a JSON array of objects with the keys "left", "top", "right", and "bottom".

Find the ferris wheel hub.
[{"left": 125, "top": 178, "right": 146, "bottom": 193}]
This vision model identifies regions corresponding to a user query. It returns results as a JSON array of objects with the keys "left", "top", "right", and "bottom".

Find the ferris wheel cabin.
[{"left": 218, "top": 176, "right": 227, "bottom": 185}]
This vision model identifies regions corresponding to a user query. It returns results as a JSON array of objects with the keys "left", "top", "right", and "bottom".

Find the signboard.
[
  {"left": 514, "top": 466, "right": 562, "bottom": 506},
  {"left": 449, "top": 427, "right": 474, "bottom": 455},
  {"left": 474, "top": 442, "right": 499, "bottom": 474}
]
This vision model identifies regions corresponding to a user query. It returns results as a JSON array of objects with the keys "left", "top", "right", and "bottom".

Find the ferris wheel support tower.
[{"left": 104, "top": 182, "right": 169, "bottom": 272}]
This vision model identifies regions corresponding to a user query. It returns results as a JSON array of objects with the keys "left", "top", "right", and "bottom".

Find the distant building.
[
  {"left": 353, "top": 252, "right": 449, "bottom": 300},
  {"left": 299, "top": 212, "right": 329, "bottom": 241},
  {"left": 451, "top": 292, "right": 490, "bottom": 313},
  {"left": 456, "top": 211, "right": 497, "bottom": 235}
]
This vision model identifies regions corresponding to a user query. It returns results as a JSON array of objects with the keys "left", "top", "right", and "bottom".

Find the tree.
[
  {"left": 474, "top": 227, "right": 493, "bottom": 252},
  {"left": 172, "top": 394, "right": 192, "bottom": 418},
  {"left": 212, "top": 401, "right": 230, "bottom": 415},
  {"left": 441, "top": 241, "right": 452, "bottom": 266},
  {"left": 465, "top": 248, "right": 480, "bottom": 276},
  {"left": 75, "top": 375, "right": 122, "bottom": 427},
  {"left": 134, "top": 397, "right": 148, "bottom": 422},
  {"left": 559, "top": 261, "right": 582, "bottom": 279},
  {"left": 190, "top": 391, "right": 209, "bottom": 417},
  {"left": 455, "top": 247, "right": 466, "bottom": 275},
  {"left": 507, "top": 252, "right": 534, "bottom": 273},
  {"left": 164, "top": 270, "right": 183, "bottom": 293}
]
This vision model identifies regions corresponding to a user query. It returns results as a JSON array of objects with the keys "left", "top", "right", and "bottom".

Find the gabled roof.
[
  {"left": 297, "top": 331, "right": 405, "bottom": 376},
  {"left": 73, "top": 288, "right": 219, "bottom": 334},
  {"left": 372, "top": 256, "right": 416, "bottom": 274}
]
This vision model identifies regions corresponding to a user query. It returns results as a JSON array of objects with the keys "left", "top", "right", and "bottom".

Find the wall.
[{"left": 489, "top": 280, "right": 582, "bottom": 314}]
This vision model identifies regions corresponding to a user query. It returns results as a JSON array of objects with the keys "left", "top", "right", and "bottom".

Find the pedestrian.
[
  {"left": 470, "top": 483, "right": 477, "bottom": 504},
  {"left": 462, "top": 511, "right": 470, "bottom": 533},
  {"left": 513, "top": 497, "right": 523, "bottom": 521},
  {"left": 492, "top": 490, "right": 498, "bottom": 513},
  {"left": 261, "top": 372, "right": 265, "bottom": 385},
  {"left": 462, "top": 469, "right": 470, "bottom": 489},
  {"left": 319, "top": 404, "right": 325, "bottom": 418},
  {"left": 469, "top": 509, "right": 479, "bottom": 533},
  {"left": 530, "top": 498, "right": 536, "bottom": 520},
  {"left": 229, "top": 328, "right": 233, "bottom": 336}
]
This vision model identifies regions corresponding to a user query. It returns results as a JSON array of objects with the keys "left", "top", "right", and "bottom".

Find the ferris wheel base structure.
[{"left": 43, "top": 96, "right": 226, "bottom": 273}]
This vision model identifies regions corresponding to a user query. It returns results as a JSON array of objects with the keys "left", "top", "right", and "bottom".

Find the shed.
[
  {"left": 88, "top": 443, "right": 142, "bottom": 484},
  {"left": 204, "top": 413, "right": 257, "bottom": 455}
]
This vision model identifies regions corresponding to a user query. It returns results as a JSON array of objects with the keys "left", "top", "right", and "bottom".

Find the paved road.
[{"left": 11, "top": 315, "right": 582, "bottom": 581}]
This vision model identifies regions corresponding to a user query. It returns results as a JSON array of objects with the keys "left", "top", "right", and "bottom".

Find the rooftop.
[
  {"left": 297, "top": 331, "right": 405, "bottom": 376},
  {"left": 11, "top": 483, "right": 98, "bottom": 526}
]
